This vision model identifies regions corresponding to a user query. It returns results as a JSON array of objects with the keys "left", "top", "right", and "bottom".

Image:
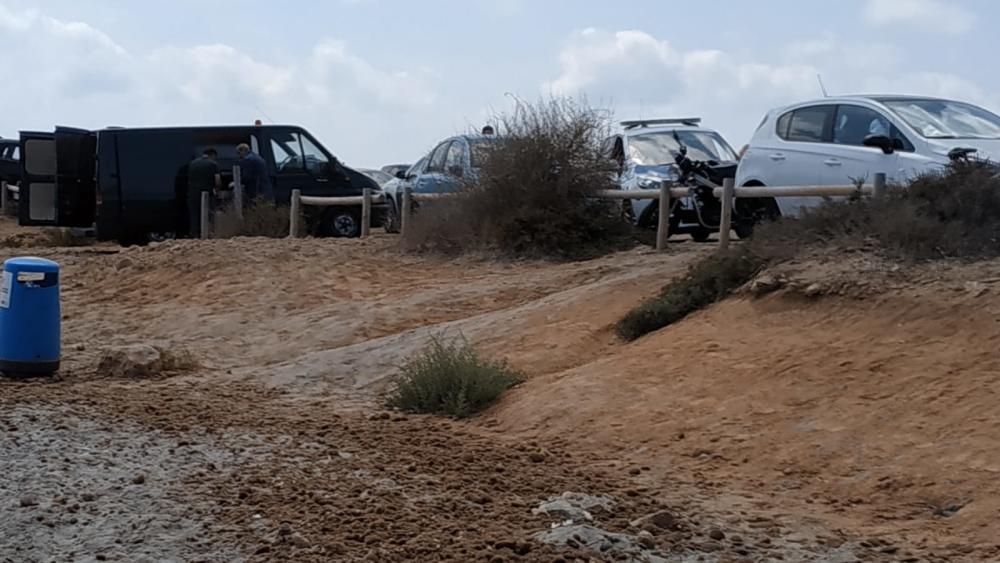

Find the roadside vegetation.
[
  {"left": 401, "top": 96, "right": 635, "bottom": 260},
  {"left": 213, "top": 197, "right": 292, "bottom": 239},
  {"left": 618, "top": 160, "right": 1000, "bottom": 341},
  {"left": 387, "top": 335, "right": 523, "bottom": 419}
]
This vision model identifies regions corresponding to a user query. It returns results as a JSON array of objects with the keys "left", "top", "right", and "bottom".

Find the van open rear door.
[{"left": 18, "top": 126, "right": 97, "bottom": 227}]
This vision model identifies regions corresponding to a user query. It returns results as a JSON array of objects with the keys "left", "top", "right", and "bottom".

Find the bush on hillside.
[
  {"left": 387, "top": 335, "right": 523, "bottom": 418},
  {"left": 401, "top": 96, "right": 634, "bottom": 260},
  {"left": 616, "top": 249, "right": 764, "bottom": 341},
  {"left": 752, "top": 160, "right": 1000, "bottom": 261},
  {"left": 617, "top": 160, "right": 1000, "bottom": 340}
]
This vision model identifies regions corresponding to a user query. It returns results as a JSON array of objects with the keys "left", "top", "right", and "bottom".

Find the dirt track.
[{"left": 2, "top": 219, "right": 999, "bottom": 561}]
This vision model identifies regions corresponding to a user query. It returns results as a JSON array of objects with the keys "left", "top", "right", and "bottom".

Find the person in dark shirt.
[
  {"left": 187, "top": 148, "right": 220, "bottom": 238},
  {"left": 237, "top": 143, "right": 274, "bottom": 204}
]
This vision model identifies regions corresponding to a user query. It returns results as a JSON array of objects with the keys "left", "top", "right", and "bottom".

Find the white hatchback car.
[{"left": 736, "top": 95, "right": 1000, "bottom": 217}]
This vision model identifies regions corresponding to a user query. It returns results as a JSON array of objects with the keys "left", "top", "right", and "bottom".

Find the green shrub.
[
  {"left": 401, "top": 96, "right": 635, "bottom": 260},
  {"left": 387, "top": 335, "right": 523, "bottom": 418},
  {"left": 616, "top": 249, "right": 765, "bottom": 341}
]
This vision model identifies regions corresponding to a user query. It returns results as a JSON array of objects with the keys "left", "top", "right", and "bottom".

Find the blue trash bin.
[{"left": 0, "top": 257, "right": 60, "bottom": 376}]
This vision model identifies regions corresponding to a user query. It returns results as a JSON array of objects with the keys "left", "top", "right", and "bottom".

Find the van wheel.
[
  {"left": 319, "top": 208, "right": 362, "bottom": 238},
  {"left": 384, "top": 198, "right": 401, "bottom": 233}
]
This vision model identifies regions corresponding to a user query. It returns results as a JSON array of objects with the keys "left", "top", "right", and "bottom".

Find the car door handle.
[
  {"left": 824, "top": 159, "right": 842, "bottom": 166},
  {"left": 316, "top": 177, "right": 329, "bottom": 183},
  {"left": 769, "top": 153, "right": 786, "bottom": 161}
]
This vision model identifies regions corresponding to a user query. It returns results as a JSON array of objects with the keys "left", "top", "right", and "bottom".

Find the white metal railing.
[{"left": 290, "top": 173, "right": 888, "bottom": 251}]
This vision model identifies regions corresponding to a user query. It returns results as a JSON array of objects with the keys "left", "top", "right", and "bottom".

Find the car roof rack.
[{"left": 620, "top": 117, "right": 702, "bottom": 130}]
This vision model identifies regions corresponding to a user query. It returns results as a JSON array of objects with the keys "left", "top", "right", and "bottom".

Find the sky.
[{"left": 1, "top": 0, "right": 997, "bottom": 169}]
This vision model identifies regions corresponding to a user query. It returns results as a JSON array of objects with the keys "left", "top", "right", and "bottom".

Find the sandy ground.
[{"left": 2, "top": 216, "right": 999, "bottom": 561}]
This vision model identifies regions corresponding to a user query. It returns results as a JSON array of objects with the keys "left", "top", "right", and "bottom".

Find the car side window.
[
  {"left": 444, "top": 140, "right": 466, "bottom": 171},
  {"left": 427, "top": 141, "right": 451, "bottom": 173},
  {"left": 833, "top": 105, "right": 915, "bottom": 152},
  {"left": 785, "top": 106, "right": 835, "bottom": 143},
  {"left": 776, "top": 112, "right": 792, "bottom": 139},
  {"left": 834, "top": 105, "right": 890, "bottom": 146}
]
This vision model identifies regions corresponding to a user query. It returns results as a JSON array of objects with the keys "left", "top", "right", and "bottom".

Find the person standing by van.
[
  {"left": 236, "top": 143, "right": 274, "bottom": 204},
  {"left": 187, "top": 148, "right": 221, "bottom": 238}
]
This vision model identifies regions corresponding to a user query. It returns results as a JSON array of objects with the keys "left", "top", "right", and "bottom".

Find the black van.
[{"left": 17, "top": 124, "right": 381, "bottom": 244}]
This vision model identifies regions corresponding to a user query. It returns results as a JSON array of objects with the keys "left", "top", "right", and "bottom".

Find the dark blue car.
[{"left": 382, "top": 134, "right": 494, "bottom": 232}]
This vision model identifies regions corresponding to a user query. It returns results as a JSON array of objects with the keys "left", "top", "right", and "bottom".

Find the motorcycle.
[{"left": 643, "top": 131, "right": 772, "bottom": 240}]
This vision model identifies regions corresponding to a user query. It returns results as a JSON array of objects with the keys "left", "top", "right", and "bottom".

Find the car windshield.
[
  {"left": 407, "top": 157, "right": 428, "bottom": 176},
  {"left": 881, "top": 99, "right": 1000, "bottom": 140},
  {"left": 628, "top": 130, "right": 738, "bottom": 166}
]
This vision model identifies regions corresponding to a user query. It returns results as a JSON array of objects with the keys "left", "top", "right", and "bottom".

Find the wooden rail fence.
[
  {"left": 3, "top": 168, "right": 886, "bottom": 248},
  {"left": 289, "top": 172, "right": 887, "bottom": 252}
]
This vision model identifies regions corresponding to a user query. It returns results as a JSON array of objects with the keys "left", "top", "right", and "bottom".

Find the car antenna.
[
  {"left": 253, "top": 104, "right": 277, "bottom": 124},
  {"left": 817, "top": 74, "right": 829, "bottom": 98}
]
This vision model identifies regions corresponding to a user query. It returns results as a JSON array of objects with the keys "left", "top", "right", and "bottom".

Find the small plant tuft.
[
  {"left": 387, "top": 335, "right": 523, "bottom": 418},
  {"left": 616, "top": 249, "right": 765, "bottom": 341}
]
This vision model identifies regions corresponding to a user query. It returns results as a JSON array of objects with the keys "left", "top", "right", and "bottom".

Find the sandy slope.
[
  {"left": 491, "top": 257, "right": 1000, "bottom": 561},
  {"left": 3, "top": 216, "right": 999, "bottom": 561}
]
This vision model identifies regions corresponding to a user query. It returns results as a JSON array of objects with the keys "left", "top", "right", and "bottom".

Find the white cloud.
[
  {"left": 864, "top": 0, "right": 974, "bottom": 34},
  {"left": 544, "top": 28, "right": 997, "bottom": 146},
  {"left": 0, "top": 4, "right": 439, "bottom": 165}
]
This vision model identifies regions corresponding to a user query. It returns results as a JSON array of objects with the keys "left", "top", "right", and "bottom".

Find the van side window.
[
  {"left": 271, "top": 138, "right": 300, "bottom": 174},
  {"left": 299, "top": 134, "right": 331, "bottom": 175}
]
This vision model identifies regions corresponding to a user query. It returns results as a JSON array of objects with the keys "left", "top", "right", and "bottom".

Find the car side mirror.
[
  {"left": 447, "top": 165, "right": 464, "bottom": 178},
  {"left": 863, "top": 134, "right": 895, "bottom": 155}
]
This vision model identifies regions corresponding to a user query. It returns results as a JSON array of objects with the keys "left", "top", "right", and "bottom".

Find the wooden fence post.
[
  {"left": 719, "top": 178, "right": 735, "bottom": 251},
  {"left": 361, "top": 188, "right": 372, "bottom": 239},
  {"left": 401, "top": 186, "right": 413, "bottom": 237},
  {"left": 232, "top": 164, "right": 244, "bottom": 219},
  {"left": 200, "top": 191, "right": 211, "bottom": 240},
  {"left": 1, "top": 181, "right": 7, "bottom": 216},
  {"left": 873, "top": 172, "right": 887, "bottom": 200},
  {"left": 655, "top": 182, "right": 671, "bottom": 252},
  {"left": 289, "top": 189, "right": 302, "bottom": 238}
]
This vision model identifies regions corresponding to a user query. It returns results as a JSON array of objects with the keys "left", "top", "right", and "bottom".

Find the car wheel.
[
  {"left": 384, "top": 198, "right": 401, "bottom": 233},
  {"left": 734, "top": 195, "right": 780, "bottom": 239}
]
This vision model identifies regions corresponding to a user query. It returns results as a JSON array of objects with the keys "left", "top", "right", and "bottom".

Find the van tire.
[{"left": 319, "top": 207, "right": 362, "bottom": 238}]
